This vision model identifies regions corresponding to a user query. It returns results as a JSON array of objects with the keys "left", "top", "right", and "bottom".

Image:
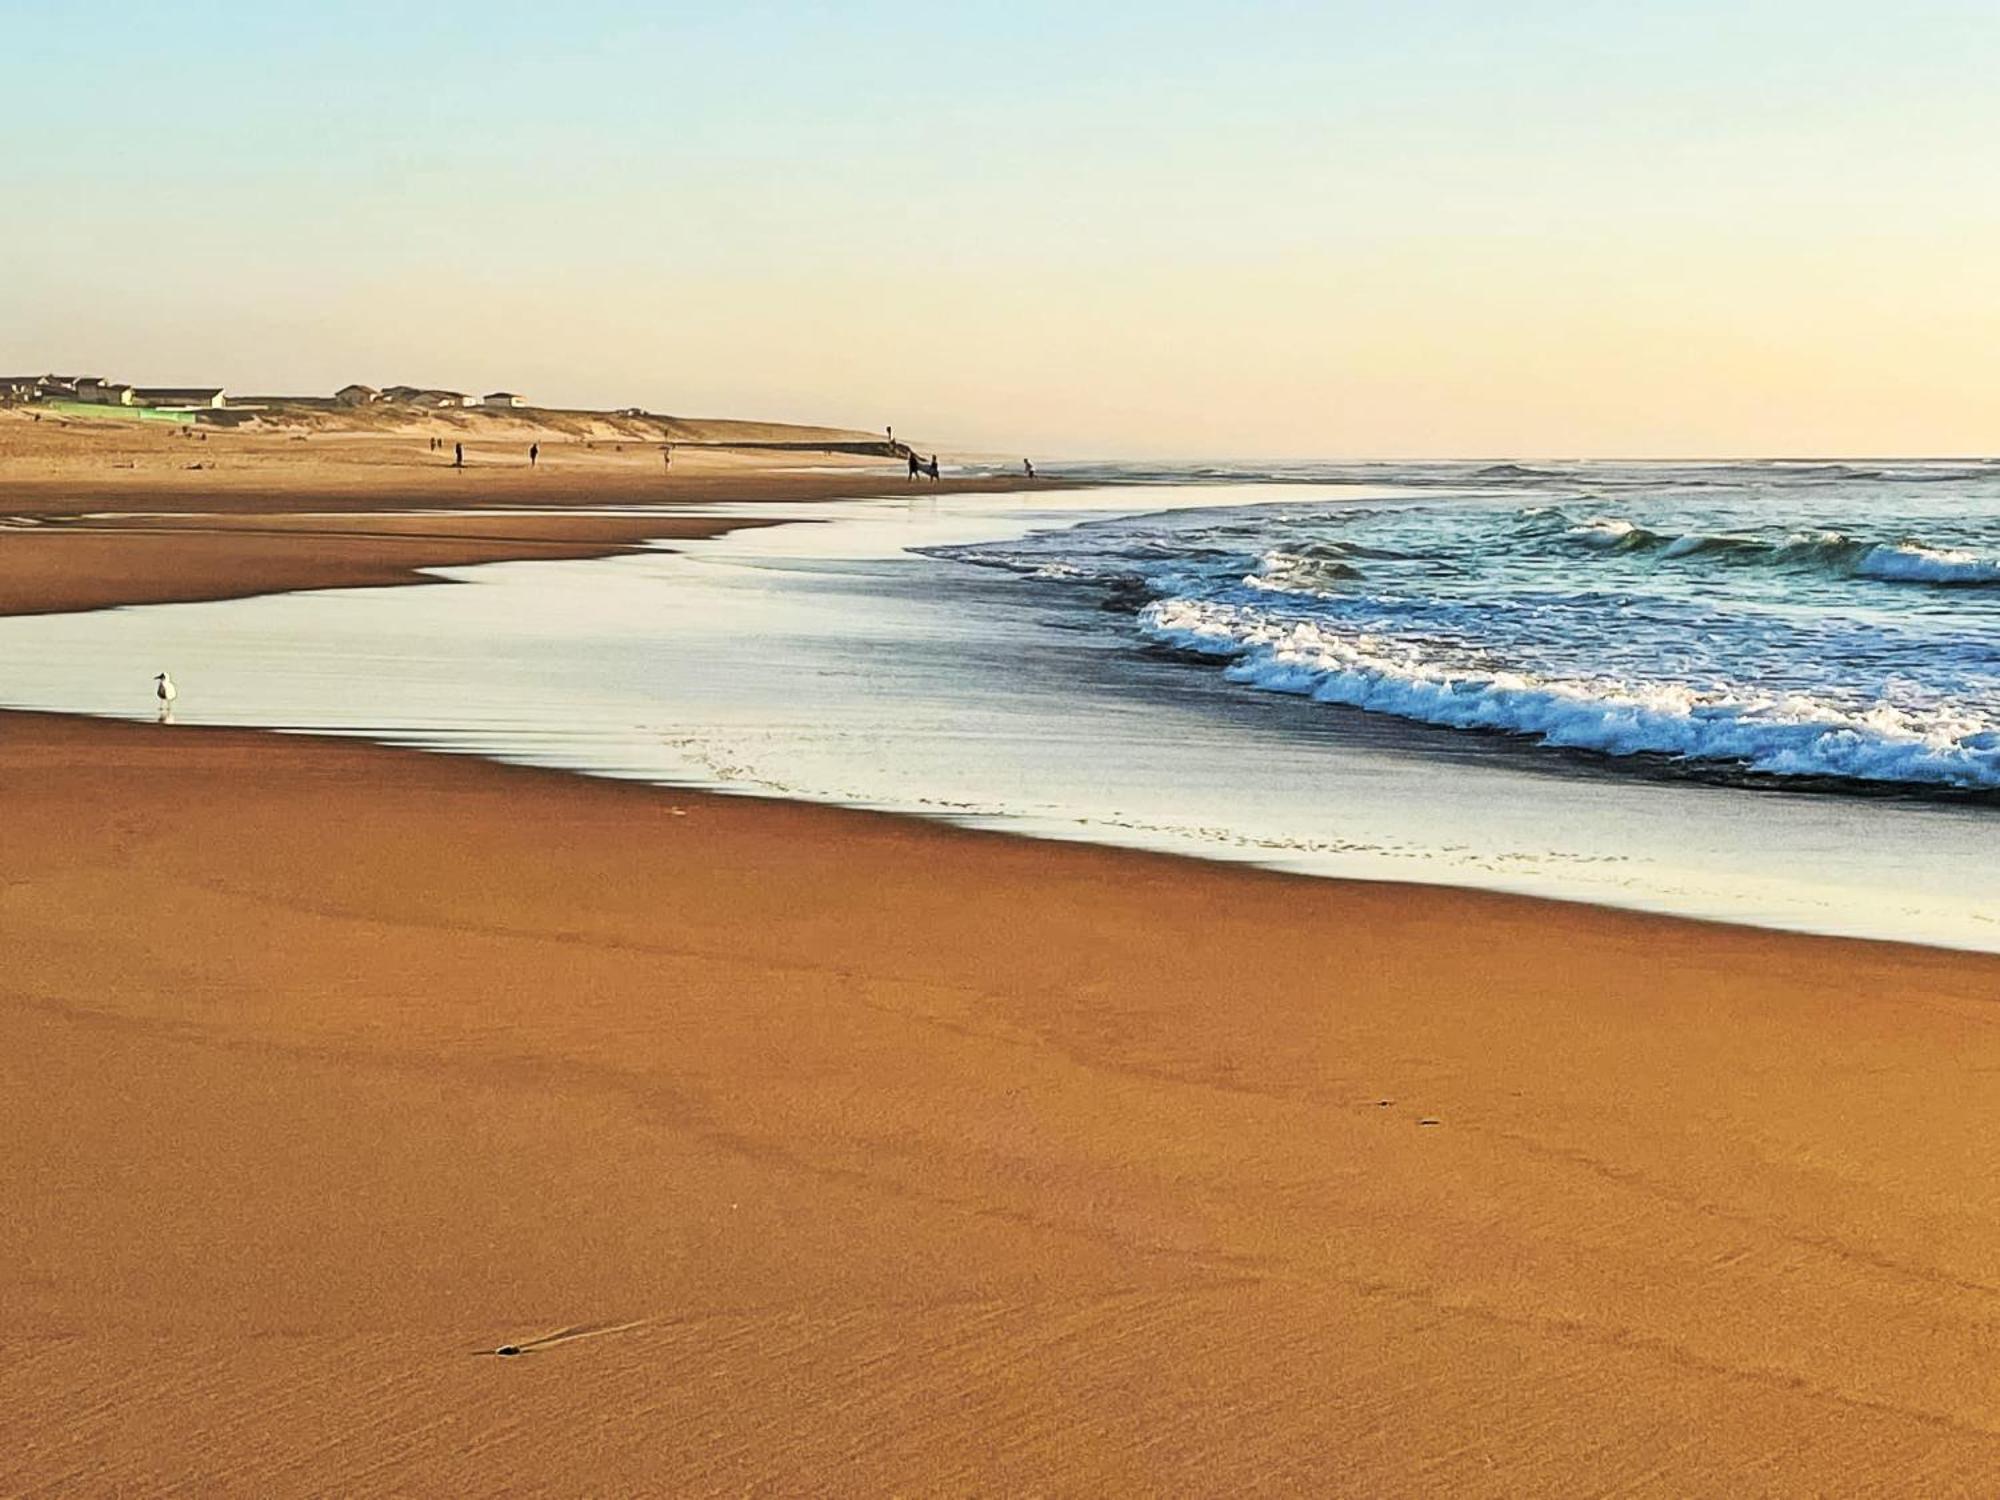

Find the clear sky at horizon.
[{"left": 4, "top": 1, "right": 1996, "bottom": 457}]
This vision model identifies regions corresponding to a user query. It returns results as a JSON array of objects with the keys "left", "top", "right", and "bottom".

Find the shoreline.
[
  {"left": 0, "top": 412, "right": 1061, "bottom": 614},
  {"left": 6, "top": 709, "right": 1999, "bottom": 1494},
  {"left": 2, "top": 454, "right": 1991, "bottom": 955},
  {"left": 7, "top": 437, "right": 2000, "bottom": 1492}
]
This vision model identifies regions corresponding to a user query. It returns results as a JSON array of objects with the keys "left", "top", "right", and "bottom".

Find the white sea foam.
[
  {"left": 1855, "top": 543, "right": 2000, "bottom": 586},
  {"left": 1565, "top": 517, "right": 1648, "bottom": 547},
  {"left": 1140, "top": 597, "right": 2000, "bottom": 790}
]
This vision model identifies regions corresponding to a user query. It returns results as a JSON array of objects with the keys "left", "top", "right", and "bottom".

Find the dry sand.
[
  {"left": 0, "top": 410, "right": 1039, "bottom": 614},
  {"left": 3, "top": 418, "right": 1999, "bottom": 1495}
]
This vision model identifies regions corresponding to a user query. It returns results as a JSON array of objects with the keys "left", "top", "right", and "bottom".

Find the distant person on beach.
[
  {"left": 663, "top": 444, "right": 672, "bottom": 470},
  {"left": 927, "top": 454, "right": 940, "bottom": 482},
  {"left": 529, "top": 442, "right": 539, "bottom": 468},
  {"left": 453, "top": 441, "right": 463, "bottom": 469},
  {"left": 907, "top": 451, "right": 919, "bottom": 482},
  {"left": 1024, "top": 459, "right": 1036, "bottom": 480}
]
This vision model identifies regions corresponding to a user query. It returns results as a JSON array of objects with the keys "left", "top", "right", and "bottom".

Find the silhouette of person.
[
  {"left": 927, "top": 454, "right": 940, "bottom": 482},
  {"left": 453, "top": 441, "right": 463, "bottom": 469},
  {"left": 663, "top": 444, "right": 672, "bottom": 470},
  {"left": 1024, "top": 459, "right": 1036, "bottom": 480},
  {"left": 907, "top": 451, "right": 919, "bottom": 482},
  {"left": 529, "top": 442, "right": 539, "bottom": 467}
]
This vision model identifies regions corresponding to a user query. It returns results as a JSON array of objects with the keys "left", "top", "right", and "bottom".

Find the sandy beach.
[
  {"left": 0, "top": 410, "right": 1039, "bottom": 613},
  {"left": 5, "top": 427, "right": 2000, "bottom": 1495}
]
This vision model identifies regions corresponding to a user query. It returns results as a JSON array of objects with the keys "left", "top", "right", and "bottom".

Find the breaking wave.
[
  {"left": 1854, "top": 543, "right": 2000, "bottom": 585},
  {"left": 1140, "top": 597, "right": 2000, "bottom": 791},
  {"left": 936, "top": 465, "right": 2000, "bottom": 797}
]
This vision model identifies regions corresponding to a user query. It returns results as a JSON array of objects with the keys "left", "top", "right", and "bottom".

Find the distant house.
[
  {"left": 380, "top": 385, "right": 467, "bottom": 407},
  {"left": 335, "top": 383, "right": 381, "bottom": 406},
  {"left": 615, "top": 406, "right": 650, "bottom": 417},
  {"left": 0, "top": 376, "right": 41, "bottom": 403},
  {"left": 76, "top": 378, "right": 136, "bottom": 406},
  {"left": 134, "top": 387, "right": 227, "bottom": 410},
  {"left": 482, "top": 391, "right": 525, "bottom": 408}
]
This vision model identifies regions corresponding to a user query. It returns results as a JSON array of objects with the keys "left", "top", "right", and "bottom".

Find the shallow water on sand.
[{"left": 0, "top": 481, "right": 1994, "bottom": 950}]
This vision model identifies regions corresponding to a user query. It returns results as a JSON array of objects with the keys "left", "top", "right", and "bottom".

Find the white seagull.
[{"left": 154, "top": 671, "right": 177, "bottom": 717}]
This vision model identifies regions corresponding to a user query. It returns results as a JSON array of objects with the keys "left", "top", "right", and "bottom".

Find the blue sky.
[{"left": 5, "top": 1, "right": 1997, "bottom": 454}]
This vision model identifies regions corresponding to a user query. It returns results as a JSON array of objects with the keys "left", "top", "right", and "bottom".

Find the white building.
[{"left": 76, "top": 378, "right": 136, "bottom": 406}]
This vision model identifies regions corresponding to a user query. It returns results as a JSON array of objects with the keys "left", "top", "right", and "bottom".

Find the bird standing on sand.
[{"left": 154, "top": 671, "right": 177, "bottom": 720}]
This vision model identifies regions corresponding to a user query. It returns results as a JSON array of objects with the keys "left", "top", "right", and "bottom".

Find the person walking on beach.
[
  {"left": 926, "top": 454, "right": 940, "bottom": 483},
  {"left": 907, "top": 450, "right": 920, "bottom": 483},
  {"left": 529, "top": 442, "right": 539, "bottom": 468},
  {"left": 453, "top": 441, "right": 463, "bottom": 469},
  {"left": 1024, "top": 459, "right": 1036, "bottom": 480},
  {"left": 662, "top": 443, "right": 672, "bottom": 471}
]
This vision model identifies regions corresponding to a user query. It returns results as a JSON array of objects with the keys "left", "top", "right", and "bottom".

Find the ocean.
[
  {"left": 1, "top": 462, "right": 1994, "bottom": 948},
  {"left": 938, "top": 460, "right": 2000, "bottom": 793}
]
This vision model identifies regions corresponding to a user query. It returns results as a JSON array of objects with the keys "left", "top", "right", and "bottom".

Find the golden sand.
[{"left": 3, "top": 418, "right": 1997, "bottom": 1495}]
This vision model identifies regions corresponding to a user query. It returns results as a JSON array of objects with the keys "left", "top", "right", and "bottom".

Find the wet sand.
[
  {"left": 5, "top": 424, "right": 2000, "bottom": 1495},
  {"left": 0, "top": 413, "right": 1042, "bottom": 613}
]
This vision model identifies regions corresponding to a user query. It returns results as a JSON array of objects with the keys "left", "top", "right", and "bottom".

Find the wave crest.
[
  {"left": 1856, "top": 542, "right": 2000, "bottom": 585},
  {"left": 1140, "top": 597, "right": 2000, "bottom": 790},
  {"left": 1544, "top": 512, "right": 2000, "bottom": 586}
]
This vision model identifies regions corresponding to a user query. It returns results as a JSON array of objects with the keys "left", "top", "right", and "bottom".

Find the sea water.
[
  {"left": 935, "top": 460, "right": 2000, "bottom": 793},
  {"left": 0, "top": 465, "right": 1993, "bottom": 949}
]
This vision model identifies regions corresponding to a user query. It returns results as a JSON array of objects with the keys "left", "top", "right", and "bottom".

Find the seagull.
[{"left": 154, "top": 671, "right": 177, "bottom": 719}]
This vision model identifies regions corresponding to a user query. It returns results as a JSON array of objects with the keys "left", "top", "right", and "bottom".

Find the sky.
[{"left": 4, "top": 1, "right": 1997, "bottom": 458}]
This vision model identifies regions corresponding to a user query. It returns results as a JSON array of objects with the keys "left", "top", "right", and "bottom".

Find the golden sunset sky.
[{"left": 5, "top": 3, "right": 1996, "bottom": 456}]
